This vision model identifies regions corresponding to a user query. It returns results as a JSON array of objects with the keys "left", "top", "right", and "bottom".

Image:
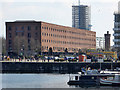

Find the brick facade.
[{"left": 6, "top": 21, "right": 96, "bottom": 54}]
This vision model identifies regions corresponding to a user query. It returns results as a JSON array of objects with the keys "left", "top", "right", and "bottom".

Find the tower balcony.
[
  {"left": 113, "top": 28, "right": 120, "bottom": 31},
  {"left": 113, "top": 45, "right": 120, "bottom": 47},
  {"left": 113, "top": 39, "right": 120, "bottom": 42},
  {"left": 113, "top": 33, "right": 120, "bottom": 36},
  {"left": 114, "top": 22, "right": 120, "bottom": 24}
]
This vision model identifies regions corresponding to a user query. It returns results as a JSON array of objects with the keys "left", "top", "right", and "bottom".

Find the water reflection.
[{"left": 2, "top": 74, "right": 120, "bottom": 89}]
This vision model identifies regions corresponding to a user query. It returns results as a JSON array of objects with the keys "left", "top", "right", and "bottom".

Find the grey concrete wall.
[{"left": 1, "top": 62, "right": 120, "bottom": 74}]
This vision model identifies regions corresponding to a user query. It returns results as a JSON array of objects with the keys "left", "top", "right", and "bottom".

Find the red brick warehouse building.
[{"left": 6, "top": 21, "right": 96, "bottom": 55}]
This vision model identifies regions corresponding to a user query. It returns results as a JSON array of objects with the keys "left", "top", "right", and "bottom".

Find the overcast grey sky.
[{"left": 0, "top": 0, "right": 120, "bottom": 45}]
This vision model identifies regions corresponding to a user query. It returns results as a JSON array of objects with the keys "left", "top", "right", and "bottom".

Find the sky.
[{"left": 0, "top": 0, "right": 120, "bottom": 46}]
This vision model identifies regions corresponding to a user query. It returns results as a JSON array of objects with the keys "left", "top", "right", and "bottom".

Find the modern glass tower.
[
  {"left": 72, "top": 1, "right": 91, "bottom": 30},
  {"left": 113, "top": 1, "right": 120, "bottom": 51}
]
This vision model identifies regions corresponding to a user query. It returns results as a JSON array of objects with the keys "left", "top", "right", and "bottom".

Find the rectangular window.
[
  {"left": 9, "top": 40, "right": 12, "bottom": 44},
  {"left": 28, "top": 33, "right": 31, "bottom": 38},
  {"left": 21, "top": 26, "right": 24, "bottom": 30},
  {"left": 16, "top": 27, "right": 18, "bottom": 30},
  {"left": 28, "top": 45, "right": 31, "bottom": 50},
  {"left": 8, "top": 26, "right": 12, "bottom": 30},
  {"left": 28, "top": 26, "right": 31, "bottom": 30},
  {"left": 9, "top": 33, "right": 12, "bottom": 38},
  {"left": 28, "top": 39, "right": 30, "bottom": 44},
  {"left": 35, "top": 26, "right": 38, "bottom": 30}
]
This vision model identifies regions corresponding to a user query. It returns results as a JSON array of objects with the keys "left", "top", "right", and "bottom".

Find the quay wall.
[{"left": 1, "top": 62, "right": 120, "bottom": 74}]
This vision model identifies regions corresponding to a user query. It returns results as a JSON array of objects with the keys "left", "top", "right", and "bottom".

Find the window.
[
  {"left": 9, "top": 40, "right": 12, "bottom": 44},
  {"left": 28, "top": 26, "right": 31, "bottom": 30},
  {"left": 28, "top": 39, "right": 30, "bottom": 44},
  {"left": 21, "top": 26, "right": 24, "bottom": 30},
  {"left": 9, "top": 33, "right": 12, "bottom": 38},
  {"left": 9, "top": 45, "right": 12, "bottom": 50},
  {"left": 28, "top": 33, "right": 31, "bottom": 38},
  {"left": 8, "top": 26, "right": 12, "bottom": 30},
  {"left": 35, "top": 26, "right": 38, "bottom": 30},
  {"left": 28, "top": 45, "right": 31, "bottom": 50},
  {"left": 16, "top": 27, "right": 18, "bottom": 30}
]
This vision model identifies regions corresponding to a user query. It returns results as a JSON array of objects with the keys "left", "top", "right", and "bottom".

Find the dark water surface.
[{"left": 2, "top": 74, "right": 120, "bottom": 89}]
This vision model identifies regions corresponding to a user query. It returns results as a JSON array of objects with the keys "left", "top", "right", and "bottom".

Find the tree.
[
  {"left": 30, "top": 38, "right": 40, "bottom": 55},
  {"left": 48, "top": 47, "right": 53, "bottom": 56},
  {"left": 78, "top": 49, "right": 83, "bottom": 55},
  {"left": 2, "top": 37, "right": 6, "bottom": 55},
  {"left": 0, "top": 37, "right": 2, "bottom": 54},
  {"left": 14, "top": 36, "right": 28, "bottom": 56},
  {"left": 13, "top": 36, "right": 41, "bottom": 56},
  {"left": 64, "top": 48, "right": 68, "bottom": 55}
]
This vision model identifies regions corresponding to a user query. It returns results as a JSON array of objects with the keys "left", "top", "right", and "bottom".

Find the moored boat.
[
  {"left": 67, "top": 69, "right": 100, "bottom": 86},
  {"left": 100, "top": 71, "right": 120, "bottom": 86},
  {"left": 67, "top": 69, "right": 120, "bottom": 86}
]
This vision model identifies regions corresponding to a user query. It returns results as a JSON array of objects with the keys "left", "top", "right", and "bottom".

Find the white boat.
[
  {"left": 68, "top": 67, "right": 120, "bottom": 86},
  {"left": 100, "top": 71, "right": 120, "bottom": 86}
]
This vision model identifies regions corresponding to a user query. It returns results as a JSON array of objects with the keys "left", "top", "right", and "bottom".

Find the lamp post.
[{"left": 20, "top": 45, "right": 24, "bottom": 60}]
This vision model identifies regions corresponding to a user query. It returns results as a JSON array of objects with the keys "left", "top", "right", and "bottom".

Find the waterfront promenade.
[
  {"left": 0, "top": 59, "right": 56, "bottom": 63},
  {"left": 1, "top": 58, "right": 120, "bottom": 63}
]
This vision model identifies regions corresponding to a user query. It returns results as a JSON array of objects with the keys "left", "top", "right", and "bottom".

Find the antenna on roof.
[{"left": 78, "top": 0, "right": 80, "bottom": 6}]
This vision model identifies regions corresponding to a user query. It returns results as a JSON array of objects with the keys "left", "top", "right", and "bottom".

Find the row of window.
[
  {"left": 115, "top": 37, "right": 120, "bottom": 39},
  {"left": 42, "top": 39, "right": 95, "bottom": 46},
  {"left": 114, "top": 31, "right": 120, "bottom": 34},
  {"left": 42, "top": 33, "right": 95, "bottom": 41},
  {"left": 115, "top": 42, "right": 120, "bottom": 44},
  {"left": 8, "top": 26, "right": 39, "bottom": 31},
  {"left": 8, "top": 25, "right": 95, "bottom": 37},
  {"left": 8, "top": 32, "right": 38, "bottom": 38},
  {"left": 42, "top": 26, "right": 95, "bottom": 37}
]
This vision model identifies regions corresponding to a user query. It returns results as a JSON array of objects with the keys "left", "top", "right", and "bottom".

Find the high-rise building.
[
  {"left": 113, "top": 1, "right": 120, "bottom": 51},
  {"left": 72, "top": 0, "right": 91, "bottom": 30},
  {"left": 104, "top": 31, "right": 111, "bottom": 51},
  {"left": 96, "top": 37, "right": 105, "bottom": 49}
]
